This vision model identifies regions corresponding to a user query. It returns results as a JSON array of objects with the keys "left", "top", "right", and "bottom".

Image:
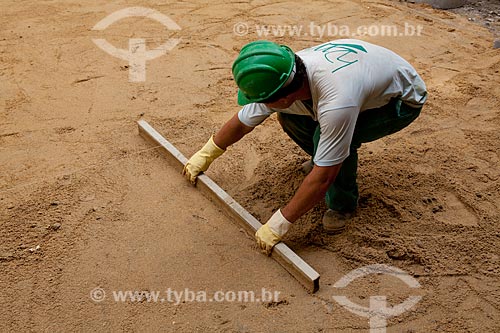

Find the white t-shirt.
[{"left": 238, "top": 39, "right": 427, "bottom": 167}]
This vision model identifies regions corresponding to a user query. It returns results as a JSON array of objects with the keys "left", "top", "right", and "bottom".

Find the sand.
[{"left": 1, "top": 0, "right": 499, "bottom": 332}]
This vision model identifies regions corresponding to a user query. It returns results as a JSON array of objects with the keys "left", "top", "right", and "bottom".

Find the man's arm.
[
  {"left": 255, "top": 105, "right": 358, "bottom": 255},
  {"left": 182, "top": 113, "right": 254, "bottom": 183},
  {"left": 281, "top": 163, "right": 342, "bottom": 222},
  {"left": 254, "top": 163, "right": 341, "bottom": 255},
  {"left": 279, "top": 105, "right": 358, "bottom": 221},
  {"left": 213, "top": 113, "right": 254, "bottom": 149}
]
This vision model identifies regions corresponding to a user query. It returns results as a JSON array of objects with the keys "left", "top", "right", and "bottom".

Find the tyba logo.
[{"left": 92, "top": 7, "right": 181, "bottom": 82}]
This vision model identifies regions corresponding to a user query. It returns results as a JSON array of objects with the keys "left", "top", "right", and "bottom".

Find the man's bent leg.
[
  {"left": 323, "top": 99, "right": 422, "bottom": 213},
  {"left": 324, "top": 143, "right": 361, "bottom": 213},
  {"left": 352, "top": 99, "right": 422, "bottom": 144},
  {"left": 277, "top": 113, "right": 318, "bottom": 156},
  {"left": 320, "top": 134, "right": 360, "bottom": 232}
]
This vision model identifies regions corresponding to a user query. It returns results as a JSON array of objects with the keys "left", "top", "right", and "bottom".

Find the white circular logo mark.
[
  {"left": 92, "top": 7, "right": 181, "bottom": 82},
  {"left": 90, "top": 287, "right": 106, "bottom": 302},
  {"left": 332, "top": 264, "right": 422, "bottom": 333}
]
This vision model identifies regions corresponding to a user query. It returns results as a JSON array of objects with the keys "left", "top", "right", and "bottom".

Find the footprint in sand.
[{"left": 424, "top": 192, "right": 479, "bottom": 226}]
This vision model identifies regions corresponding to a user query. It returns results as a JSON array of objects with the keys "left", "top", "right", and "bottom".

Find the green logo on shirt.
[{"left": 313, "top": 43, "right": 367, "bottom": 74}]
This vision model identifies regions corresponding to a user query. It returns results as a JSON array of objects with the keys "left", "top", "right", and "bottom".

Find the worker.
[{"left": 182, "top": 39, "right": 427, "bottom": 255}]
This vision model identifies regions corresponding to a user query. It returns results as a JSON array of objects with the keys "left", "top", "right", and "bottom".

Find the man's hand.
[
  {"left": 182, "top": 136, "right": 225, "bottom": 184},
  {"left": 182, "top": 114, "right": 254, "bottom": 184},
  {"left": 255, "top": 164, "right": 341, "bottom": 255},
  {"left": 255, "top": 209, "right": 292, "bottom": 255}
]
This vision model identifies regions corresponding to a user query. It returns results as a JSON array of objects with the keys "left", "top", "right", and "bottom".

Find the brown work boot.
[{"left": 322, "top": 209, "right": 353, "bottom": 234}]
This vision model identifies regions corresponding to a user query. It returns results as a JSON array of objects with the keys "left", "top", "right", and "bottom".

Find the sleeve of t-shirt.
[
  {"left": 237, "top": 103, "right": 274, "bottom": 127},
  {"left": 313, "top": 106, "right": 359, "bottom": 167}
]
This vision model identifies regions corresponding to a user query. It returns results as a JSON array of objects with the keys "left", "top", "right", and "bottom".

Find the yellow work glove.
[
  {"left": 182, "top": 135, "right": 225, "bottom": 184},
  {"left": 255, "top": 209, "right": 292, "bottom": 256}
]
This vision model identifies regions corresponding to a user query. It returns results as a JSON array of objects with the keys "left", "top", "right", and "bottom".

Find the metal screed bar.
[{"left": 137, "top": 120, "right": 320, "bottom": 293}]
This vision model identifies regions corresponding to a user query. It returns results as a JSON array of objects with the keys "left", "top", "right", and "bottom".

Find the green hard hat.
[{"left": 232, "top": 40, "right": 295, "bottom": 105}]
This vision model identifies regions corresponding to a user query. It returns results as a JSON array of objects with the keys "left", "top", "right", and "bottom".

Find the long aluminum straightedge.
[{"left": 137, "top": 120, "right": 320, "bottom": 293}]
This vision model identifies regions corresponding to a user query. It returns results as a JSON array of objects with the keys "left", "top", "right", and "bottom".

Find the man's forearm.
[
  {"left": 281, "top": 164, "right": 341, "bottom": 222},
  {"left": 213, "top": 113, "right": 254, "bottom": 149}
]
